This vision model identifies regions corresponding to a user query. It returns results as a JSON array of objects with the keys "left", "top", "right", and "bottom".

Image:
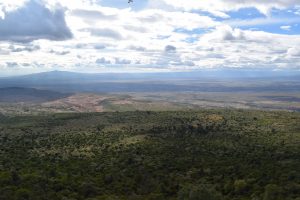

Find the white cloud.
[
  {"left": 128, "top": 45, "right": 146, "bottom": 51},
  {"left": 96, "top": 57, "right": 111, "bottom": 65},
  {"left": 0, "top": 0, "right": 72, "bottom": 42},
  {"left": 115, "top": 58, "right": 132, "bottom": 65},
  {"left": 155, "top": 0, "right": 300, "bottom": 16},
  {"left": 6, "top": 62, "right": 19, "bottom": 68},
  {"left": 195, "top": 26, "right": 300, "bottom": 69},
  {"left": 164, "top": 45, "right": 177, "bottom": 53},
  {"left": 70, "top": 9, "right": 118, "bottom": 21},
  {"left": 9, "top": 44, "right": 40, "bottom": 52},
  {"left": 280, "top": 25, "right": 291, "bottom": 31},
  {"left": 49, "top": 49, "right": 70, "bottom": 55},
  {"left": 0, "top": 0, "right": 300, "bottom": 75},
  {"left": 0, "top": 0, "right": 27, "bottom": 18},
  {"left": 287, "top": 47, "right": 300, "bottom": 56},
  {"left": 202, "top": 25, "right": 246, "bottom": 41}
]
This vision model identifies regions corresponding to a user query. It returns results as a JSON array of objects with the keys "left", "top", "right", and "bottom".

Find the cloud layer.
[
  {"left": 0, "top": 0, "right": 299, "bottom": 75},
  {"left": 156, "top": 0, "right": 299, "bottom": 16}
]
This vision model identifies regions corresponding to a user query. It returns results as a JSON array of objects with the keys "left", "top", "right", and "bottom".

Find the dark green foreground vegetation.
[{"left": 0, "top": 110, "right": 299, "bottom": 200}]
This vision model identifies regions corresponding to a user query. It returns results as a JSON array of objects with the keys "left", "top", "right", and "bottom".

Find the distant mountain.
[
  {"left": 0, "top": 70, "right": 300, "bottom": 93},
  {"left": 3, "top": 69, "right": 300, "bottom": 83},
  {"left": 0, "top": 87, "right": 71, "bottom": 103}
]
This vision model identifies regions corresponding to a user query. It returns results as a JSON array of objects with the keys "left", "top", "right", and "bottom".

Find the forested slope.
[{"left": 0, "top": 110, "right": 299, "bottom": 199}]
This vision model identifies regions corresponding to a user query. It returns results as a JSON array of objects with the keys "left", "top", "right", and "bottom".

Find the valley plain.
[
  {"left": 1, "top": 71, "right": 300, "bottom": 114},
  {"left": 1, "top": 91, "right": 300, "bottom": 115},
  {"left": 0, "top": 71, "right": 300, "bottom": 200}
]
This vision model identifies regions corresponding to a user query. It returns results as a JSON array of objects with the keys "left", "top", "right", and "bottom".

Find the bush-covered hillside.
[{"left": 0, "top": 110, "right": 299, "bottom": 200}]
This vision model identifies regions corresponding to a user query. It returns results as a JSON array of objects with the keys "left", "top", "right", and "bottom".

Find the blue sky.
[
  {"left": 0, "top": 0, "right": 300, "bottom": 76},
  {"left": 224, "top": 7, "right": 300, "bottom": 34}
]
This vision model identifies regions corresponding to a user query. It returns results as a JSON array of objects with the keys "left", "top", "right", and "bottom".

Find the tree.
[
  {"left": 234, "top": 179, "right": 248, "bottom": 194},
  {"left": 178, "top": 184, "right": 222, "bottom": 200},
  {"left": 263, "top": 184, "right": 282, "bottom": 200}
]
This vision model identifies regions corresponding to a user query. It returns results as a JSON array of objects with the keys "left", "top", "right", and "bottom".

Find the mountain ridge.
[
  {"left": 0, "top": 87, "right": 71, "bottom": 103},
  {"left": 2, "top": 69, "right": 300, "bottom": 80}
]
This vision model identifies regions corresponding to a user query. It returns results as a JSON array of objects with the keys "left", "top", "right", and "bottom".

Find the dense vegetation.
[{"left": 0, "top": 109, "right": 299, "bottom": 200}]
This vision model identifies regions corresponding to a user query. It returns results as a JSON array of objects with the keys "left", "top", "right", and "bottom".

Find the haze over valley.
[{"left": 1, "top": 70, "right": 300, "bottom": 115}]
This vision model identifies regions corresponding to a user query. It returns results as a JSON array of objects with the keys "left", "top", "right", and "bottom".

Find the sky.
[{"left": 0, "top": 0, "right": 300, "bottom": 76}]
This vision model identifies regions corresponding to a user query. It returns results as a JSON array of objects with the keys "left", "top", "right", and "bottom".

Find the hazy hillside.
[
  {"left": 1, "top": 71, "right": 300, "bottom": 93},
  {"left": 0, "top": 87, "right": 71, "bottom": 103}
]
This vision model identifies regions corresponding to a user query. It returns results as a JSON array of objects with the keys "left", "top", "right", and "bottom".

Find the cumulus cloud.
[
  {"left": 217, "top": 25, "right": 245, "bottom": 41},
  {"left": 287, "top": 47, "right": 300, "bottom": 56},
  {"left": 96, "top": 57, "right": 111, "bottom": 64},
  {"left": 75, "top": 43, "right": 106, "bottom": 50},
  {"left": 70, "top": 9, "right": 118, "bottom": 25},
  {"left": 137, "top": 9, "right": 219, "bottom": 30},
  {"left": 194, "top": 26, "right": 300, "bottom": 69},
  {"left": 6, "top": 62, "right": 19, "bottom": 68},
  {"left": 200, "top": 25, "right": 246, "bottom": 42},
  {"left": 128, "top": 45, "right": 146, "bottom": 51},
  {"left": 9, "top": 44, "right": 40, "bottom": 52},
  {"left": 0, "top": 0, "right": 27, "bottom": 17},
  {"left": 87, "top": 28, "right": 123, "bottom": 40},
  {"left": 94, "top": 44, "right": 106, "bottom": 49},
  {"left": 71, "top": 9, "right": 118, "bottom": 20},
  {"left": 0, "top": 0, "right": 72, "bottom": 42},
  {"left": 183, "top": 60, "right": 195, "bottom": 66},
  {"left": 1, "top": 0, "right": 300, "bottom": 74},
  {"left": 115, "top": 58, "right": 131, "bottom": 65},
  {"left": 157, "top": 0, "right": 300, "bottom": 16},
  {"left": 280, "top": 25, "right": 291, "bottom": 31},
  {"left": 165, "top": 45, "right": 177, "bottom": 53},
  {"left": 0, "top": 47, "right": 10, "bottom": 55},
  {"left": 49, "top": 49, "right": 70, "bottom": 55}
]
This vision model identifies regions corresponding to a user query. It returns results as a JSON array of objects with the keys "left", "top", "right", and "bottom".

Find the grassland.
[{"left": 1, "top": 91, "right": 300, "bottom": 115}]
